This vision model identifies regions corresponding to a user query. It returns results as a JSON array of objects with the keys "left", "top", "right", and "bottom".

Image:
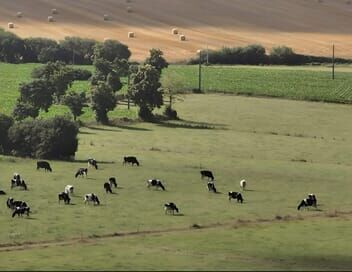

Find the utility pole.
[
  {"left": 198, "top": 50, "right": 202, "bottom": 92},
  {"left": 332, "top": 44, "right": 335, "bottom": 80}
]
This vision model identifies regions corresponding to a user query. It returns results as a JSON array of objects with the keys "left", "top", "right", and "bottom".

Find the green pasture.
[{"left": 0, "top": 94, "right": 352, "bottom": 270}]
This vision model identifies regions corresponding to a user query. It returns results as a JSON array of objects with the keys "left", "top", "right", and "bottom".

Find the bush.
[
  {"left": 8, "top": 116, "right": 78, "bottom": 159},
  {"left": 70, "top": 68, "right": 92, "bottom": 80},
  {"left": 164, "top": 106, "right": 178, "bottom": 119}
]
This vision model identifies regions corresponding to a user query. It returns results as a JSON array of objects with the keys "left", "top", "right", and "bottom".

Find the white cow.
[
  {"left": 64, "top": 185, "right": 74, "bottom": 195},
  {"left": 240, "top": 179, "right": 247, "bottom": 191}
]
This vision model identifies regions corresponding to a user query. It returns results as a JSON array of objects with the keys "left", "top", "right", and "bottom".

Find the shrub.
[
  {"left": 8, "top": 116, "right": 78, "bottom": 159},
  {"left": 164, "top": 105, "right": 178, "bottom": 119},
  {"left": 70, "top": 68, "right": 92, "bottom": 80}
]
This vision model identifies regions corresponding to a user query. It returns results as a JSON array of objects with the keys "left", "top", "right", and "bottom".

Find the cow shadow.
[{"left": 173, "top": 213, "right": 185, "bottom": 216}]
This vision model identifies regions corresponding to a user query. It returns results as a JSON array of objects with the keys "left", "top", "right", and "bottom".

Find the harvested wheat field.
[{"left": 1, "top": 0, "right": 352, "bottom": 61}]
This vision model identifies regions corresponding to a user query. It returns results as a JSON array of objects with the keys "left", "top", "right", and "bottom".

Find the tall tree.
[
  {"left": 62, "top": 91, "right": 87, "bottom": 120},
  {"left": 145, "top": 48, "right": 168, "bottom": 73},
  {"left": 90, "top": 82, "right": 117, "bottom": 124},
  {"left": 130, "top": 64, "right": 163, "bottom": 120}
]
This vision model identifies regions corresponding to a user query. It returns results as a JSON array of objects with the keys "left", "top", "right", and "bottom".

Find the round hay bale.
[
  {"left": 51, "top": 8, "right": 58, "bottom": 15},
  {"left": 48, "top": 16, "right": 54, "bottom": 22},
  {"left": 8, "top": 22, "right": 14, "bottom": 29},
  {"left": 16, "top": 12, "right": 23, "bottom": 18},
  {"left": 128, "top": 32, "right": 135, "bottom": 38},
  {"left": 126, "top": 6, "right": 132, "bottom": 13},
  {"left": 103, "top": 14, "right": 109, "bottom": 21},
  {"left": 172, "top": 28, "right": 178, "bottom": 35},
  {"left": 179, "top": 34, "right": 186, "bottom": 41}
]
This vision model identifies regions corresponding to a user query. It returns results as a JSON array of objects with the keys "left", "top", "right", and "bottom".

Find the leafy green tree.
[
  {"left": 12, "top": 100, "right": 40, "bottom": 120},
  {"left": 0, "top": 31, "right": 25, "bottom": 63},
  {"left": 93, "top": 40, "right": 131, "bottom": 62},
  {"left": 19, "top": 79, "right": 55, "bottom": 112},
  {"left": 59, "top": 36, "right": 96, "bottom": 65},
  {"left": 23, "top": 37, "right": 58, "bottom": 62},
  {"left": 145, "top": 48, "right": 168, "bottom": 73},
  {"left": 62, "top": 91, "right": 87, "bottom": 120},
  {"left": 130, "top": 64, "right": 163, "bottom": 120},
  {"left": 91, "top": 82, "right": 117, "bottom": 124},
  {"left": 31, "top": 61, "right": 75, "bottom": 101},
  {"left": 269, "top": 46, "right": 296, "bottom": 65}
]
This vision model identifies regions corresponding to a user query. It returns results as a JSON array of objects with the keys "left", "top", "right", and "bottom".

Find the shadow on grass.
[
  {"left": 114, "top": 124, "right": 152, "bottom": 131},
  {"left": 73, "top": 159, "right": 115, "bottom": 165},
  {"left": 85, "top": 126, "right": 121, "bottom": 132},
  {"left": 78, "top": 131, "right": 96, "bottom": 135},
  {"left": 155, "top": 119, "right": 226, "bottom": 130}
]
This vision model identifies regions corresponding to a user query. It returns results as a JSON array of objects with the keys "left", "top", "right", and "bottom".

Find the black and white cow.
[
  {"left": 109, "top": 177, "right": 117, "bottom": 188},
  {"left": 147, "top": 179, "right": 165, "bottom": 191},
  {"left": 6, "top": 197, "right": 27, "bottom": 210},
  {"left": 10, "top": 173, "right": 27, "bottom": 190},
  {"left": 297, "top": 194, "right": 317, "bottom": 210},
  {"left": 207, "top": 181, "right": 217, "bottom": 193},
  {"left": 104, "top": 182, "right": 112, "bottom": 193},
  {"left": 64, "top": 185, "right": 74, "bottom": 195},
  {"left": 37, "top": 161, "right": 52, "bottom": 172},
  {"left": 228, "top": 191, "right": 244, "bottom": 203},
  {"left": 12, "top": 206, "right": 30, "bottom": 217},
  {"left": 123, "top": 156, "right": 140, "bottom": 166},
  {"left": 84, "top": 193, "right": 100, "bottom": 205},
  {"left": 200, "top": 170, "right": 214, "bottom": 181},
  {"left": 164, "top": 202, "right": 179, "bottom": 215},
  {"left": 58, "top": 192, "right": 71, "bottom": 204},
  {"left": 88, "top": 158, "right": 98, "bottom": 170},
  {"left": 75, "top": 168, "right": 88, "bottom": 178}
]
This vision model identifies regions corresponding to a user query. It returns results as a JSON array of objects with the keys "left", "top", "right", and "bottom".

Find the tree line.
[
  {"left": 0, "top": 28, "right": 96, "bottom": 64},
  {"left": 188, "top": 44, "right": 352, "bottom": 65}
]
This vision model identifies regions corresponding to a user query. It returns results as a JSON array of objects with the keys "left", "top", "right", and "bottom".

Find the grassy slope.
[{"left": 0, "top": 94, "right": 352, "bottom": 269}]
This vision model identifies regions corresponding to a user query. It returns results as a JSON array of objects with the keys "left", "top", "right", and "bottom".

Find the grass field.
[
  {"left": 0, "top": 94, "right": 352, "bottom": 270},
  {"left": 1, "top": 63, "right": 352, "bottom": 122}
]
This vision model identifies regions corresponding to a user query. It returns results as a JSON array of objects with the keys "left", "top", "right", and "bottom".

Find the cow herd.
[{"left": 3, "top": 156, "right": 318, "bottom": 219}]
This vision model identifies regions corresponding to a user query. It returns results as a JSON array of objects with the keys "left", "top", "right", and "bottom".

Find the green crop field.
[
  {"left": 0, "top": 94, "right": 352, "bottom": 270},
  {"left": 162, "top": 65, "right": 352, "bottom": 103}
]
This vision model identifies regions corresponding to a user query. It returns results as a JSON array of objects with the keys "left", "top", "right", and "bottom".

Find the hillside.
[{"left": 1, "top": 0, "right": 352, "bottom": 61}]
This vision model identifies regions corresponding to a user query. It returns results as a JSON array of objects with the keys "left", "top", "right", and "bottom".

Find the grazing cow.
[
  {"left": 109, "top": 177, "right": 117, "bottom": 188},
  {"left": 84, "top": 193, "right": 100, "bottom": 205},
  {"left": 37, "top": 161, "right": 52, "bottom": 172},
  {"left": 164, "top": 202, "right": 179, "bottom": 215},
  {"left": 207, "top": 181, "right": 217, "bottom": 193},
  {"left": 6, "top": 197, "right": 27, "bottom": 210},
  {"left": 297, "top": 194, "right": 317, "bottom": 210},
  {"left": 58, "top": 192, "right": 71, "bottom": 204},
  {"left": 12, "top": 206, "right": 30, "bottom": 217},
  {"left": 123, "top": 156, "right": 140, "bottom": 166},
  {"left": 200, "top": 170, "right": 214, "bottom": 181},
  {"left": 240, "top": 179, "right": 246, "bottom": 191},
  {"left": 104, "top": 182, "right": 112, "bottom": 193},
  {"left": 147, "top": 179, "right": 165, "bottom": 191},
  {"left": 0, "top": 190, "right": 6, "bottom": 195},
  {"left": 88, "top": 158, "right": 98, "bottom": 170},
  {"left": 75, "top": 168, "right": 88, "bottom": 178},
  {"left": 64, "top": 185, "right": 74, "bottom": 195},
  {"left": 10, "top": 174, "right": 27, "bottom": 190},
  {"left": 228, "top": 191, "right": 244, "bottom": 203}
]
